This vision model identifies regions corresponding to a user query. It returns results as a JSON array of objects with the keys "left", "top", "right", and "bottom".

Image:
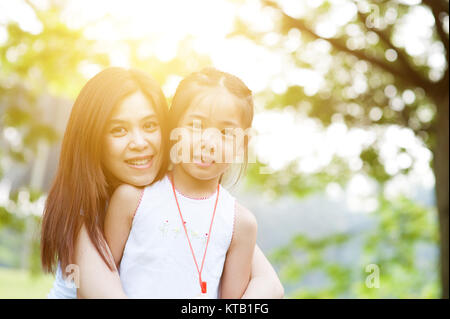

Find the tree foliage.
[
  {"left": 271, "top": 195, "right": 439, "bottom": 298},
  {"left": 235, "top": 0, "right": 448, "bottom": 297}
]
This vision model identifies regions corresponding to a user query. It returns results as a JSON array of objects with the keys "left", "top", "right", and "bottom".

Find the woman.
[{"left": 41, "top": 67, "right": 284, "bottom": 298}]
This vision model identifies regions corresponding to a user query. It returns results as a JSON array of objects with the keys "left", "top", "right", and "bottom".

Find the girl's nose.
[
  {"left": 201, "top": 130, "right": 220, "bottom": 153},
  {"left": 202, "top": 138, "right": 216, "bottom": 151}
]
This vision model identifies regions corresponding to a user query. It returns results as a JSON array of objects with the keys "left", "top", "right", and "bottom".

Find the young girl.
[
  {"left": 42, "top": 67, "right": 283, "bottom": 299},
  {"left": 104, "top": 68, "right": 258, "bottom": 298}
]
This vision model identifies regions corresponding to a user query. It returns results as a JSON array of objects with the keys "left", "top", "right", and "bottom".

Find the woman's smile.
[{"left": 125, "top": 155, "right": 154, "bottom": 169}]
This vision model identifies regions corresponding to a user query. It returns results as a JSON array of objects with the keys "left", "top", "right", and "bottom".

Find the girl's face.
[
  {"left": 175, "top": 88, "right": 247, "bottom": 181},
  {"left": 102, "top": 90, "right": 162, "bottom": 187}
]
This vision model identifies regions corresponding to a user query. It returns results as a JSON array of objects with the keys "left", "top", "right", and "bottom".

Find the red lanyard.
[{"left": 170, "top": 176, "right": 220, "bottom": 294}]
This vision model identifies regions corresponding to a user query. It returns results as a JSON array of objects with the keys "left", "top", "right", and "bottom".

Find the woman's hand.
[{"left": 241, "top": 245, "right": 284, "bottom": 299}]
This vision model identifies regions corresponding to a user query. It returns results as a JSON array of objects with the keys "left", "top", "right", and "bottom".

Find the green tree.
[
  {"left": 1, "top": 1, "right": 109, "bottom": 162},
  {"left": 272, "top": 195, "right": 439, "bottom": 298},
  {"left": 235, "top": 0, "right": 448, "bottom": 298},
  {"left": 0, "top": 1, "right": 109, "bottom": 271}
]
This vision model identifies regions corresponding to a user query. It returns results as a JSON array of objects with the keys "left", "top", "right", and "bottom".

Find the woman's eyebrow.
[
  {"left": 108, "top": 114, "right": 158, "bottom": 123},
  {"left": 108, "top": 118, "right": 126, "bottom": 124}
]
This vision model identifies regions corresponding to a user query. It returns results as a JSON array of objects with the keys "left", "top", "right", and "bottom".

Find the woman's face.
[{"left": 102, "top": 90, "right": 162, "bottom": 187}]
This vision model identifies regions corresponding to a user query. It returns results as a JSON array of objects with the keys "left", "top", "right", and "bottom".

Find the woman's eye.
[{"left": 110, "top": 127, "right": 126, "bottom": 135}]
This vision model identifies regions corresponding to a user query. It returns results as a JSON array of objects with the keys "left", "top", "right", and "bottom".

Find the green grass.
[{"left": 0, "top": 267, "right": 55, "bottom": 299}]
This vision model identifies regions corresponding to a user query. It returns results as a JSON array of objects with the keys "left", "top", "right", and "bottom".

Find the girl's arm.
[
  {"left": 220, "top": 202, "right": 257, "bottom": 298},
  {"left": 76, "top": 184, "right": 143, "bottom": 298},
  {"left": 75, "top": 224, "right": 127, "bottom": 298},
  {"left": 103, "top": 184, "right": 143, "bottom": 268},
  {"left": 242, "top": 245, "right": 284, "bottom": 299}
]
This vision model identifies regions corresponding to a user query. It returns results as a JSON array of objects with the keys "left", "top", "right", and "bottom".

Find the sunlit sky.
[{"left": 1, "top": 0, "right": 444, "bottom": 213}]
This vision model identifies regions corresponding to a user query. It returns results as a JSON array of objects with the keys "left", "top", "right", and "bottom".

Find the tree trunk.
[{"left": 432, "top": 91, "right": 449, "bottom": 299}]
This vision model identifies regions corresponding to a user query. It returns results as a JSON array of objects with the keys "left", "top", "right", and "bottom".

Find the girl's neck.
[{"left": 171, "top": 165, "right": 220, "bottom": 199}]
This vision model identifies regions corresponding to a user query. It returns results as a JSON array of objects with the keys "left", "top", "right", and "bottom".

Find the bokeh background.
[{"left": 0, "top": 0, "right": 448, "bottom": 298}]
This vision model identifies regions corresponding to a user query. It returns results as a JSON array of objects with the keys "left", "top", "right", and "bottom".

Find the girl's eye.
[
  {"left": 144, "top": 121, "right": 159, "bottom": 131},
  {"left": 110, "top": 127, "right": 127, "bottom": 136},
  {"left": 221, "top": 128, "right": 236, "bottom": 138}
]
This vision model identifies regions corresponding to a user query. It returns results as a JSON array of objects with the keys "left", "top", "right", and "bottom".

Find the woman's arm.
[
  {"left": 220, "top": 203, "right": 257, "bottom": 298},
  {"left": 242, "top": 244, "right": 284, "bottom": 299}
]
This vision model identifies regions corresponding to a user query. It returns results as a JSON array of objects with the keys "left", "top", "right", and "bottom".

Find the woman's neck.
[{"left": 171, "top": 165, "right": 220, "bottom": 199}]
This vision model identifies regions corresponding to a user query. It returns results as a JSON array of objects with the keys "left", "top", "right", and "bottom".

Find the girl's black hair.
[{"left": 168, "top": 67, "right": 254, "bottom": 186}]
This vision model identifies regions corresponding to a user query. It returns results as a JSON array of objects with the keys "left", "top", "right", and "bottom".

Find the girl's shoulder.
[
  {"left": 143, "top": 174, "right": 172, "bottom": 199},
  {"left": 108, "top": 184, "right": 145, "bottom": 221},
  {"left": 116, "top": 176, "right": 172, "bottom": 217},
  {"left": 231, "top": 201, "right": 257, "bottom": 245},
  {"left": 110, "top": 184, "right": 144, "bottom": 207},
  {"left": 234, "top": 202, "right": 257, "bottom": 229},
  {"left": 110, "top": 175, "right": 170, "bottom": 209}
]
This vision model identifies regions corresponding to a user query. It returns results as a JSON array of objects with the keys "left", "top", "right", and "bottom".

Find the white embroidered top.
[
  {"left": 47, "top": 175, "right": 236, "bottom": 299},
  {"left": 119, "top": 175, "right": 236, "bottom": 298}
]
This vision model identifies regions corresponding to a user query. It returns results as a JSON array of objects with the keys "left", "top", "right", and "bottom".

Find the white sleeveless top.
[
  {"left": 47, "top": 176, "right": 235, "bottom": 299},
  {"left": 119, "top": 175, "right": 236, "bottom": 298},
  {"left": 47, "top": 263, "right": 77, "bottom": 299}
]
